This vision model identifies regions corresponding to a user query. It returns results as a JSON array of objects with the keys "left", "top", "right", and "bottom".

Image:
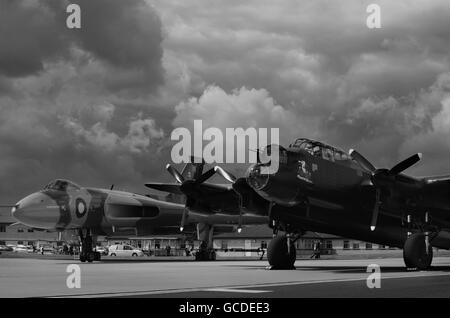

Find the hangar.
[{"left": 1, "top": 207, "right": 402, "bottom": 257}]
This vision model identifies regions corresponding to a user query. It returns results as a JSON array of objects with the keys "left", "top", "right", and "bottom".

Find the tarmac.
[{"left": 2, "top": 256, "right": 450, "bottom": 297}]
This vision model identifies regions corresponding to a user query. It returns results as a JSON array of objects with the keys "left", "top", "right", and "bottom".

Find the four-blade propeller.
[
  {"left": 165, "top": 163, "right": 216, "bottom": 232},
  {"left": 349, "top": 149, "right": 422, "bottom": 231}
]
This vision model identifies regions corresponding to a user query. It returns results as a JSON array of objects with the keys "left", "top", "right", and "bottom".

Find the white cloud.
[
  {"left": 172, "top": 85, "right": 319, "bottom": 144},
  {"left": 62, "top": 104, "right": 164, "bottom": 153},
  {"left": 123, "top": 118, "right": 165, "bottom": 153}
]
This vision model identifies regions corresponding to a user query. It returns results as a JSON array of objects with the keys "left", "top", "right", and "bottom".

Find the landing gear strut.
[
  {"left": 194, "top": 223, "right": 216, "bottom": 261},
  {"left": 403, "top": 232, "right": 433, "bottom": 270},
  {"left": 195, "top": 241, "right": 216, "bottom": 261},
  {"left": 267, "top": 235, "right": 296, "bottom": 270},
  {"left": 78, "top": 229, "right": 100, "bottom": 263}
]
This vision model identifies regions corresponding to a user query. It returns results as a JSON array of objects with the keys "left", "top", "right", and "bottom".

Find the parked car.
[
  {"left": 38, "top": 245, "right": 56, "bottom": 254},
  {"left": 108, "top": 244, "right": 144, "bottom": 257},
  {"left": 0, "top": 245, "right": 13, "bottom": 252},
  {"left": 95, "top": 246, "right": 108, "bottom": 255},
  {"left": 13, "top": 245, "right": 31, "bottom": 253}
]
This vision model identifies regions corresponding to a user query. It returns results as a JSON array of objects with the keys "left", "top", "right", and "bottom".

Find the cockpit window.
[
  {"left": 291, "top": 138, "right": 358, "bottom": 165},
  {"left": 291, "top": 139, "right": 314, "bottom": 155},
  {"left": 312, "top": 145, "right": 322, "bottom": 157},
  {"left": 44, "top": 179, "right": 80, "bottom": 191},
  {"left": 322, "top": 147, "right": 334, "bottom": 162}
]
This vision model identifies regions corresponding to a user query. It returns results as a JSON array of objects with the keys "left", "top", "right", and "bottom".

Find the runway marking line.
[
  {"left": 205, "top": 288, "right": 270, "bottom": 294},
  {"left": 46, "top": 271, "right": 450, "bottom": 298}
]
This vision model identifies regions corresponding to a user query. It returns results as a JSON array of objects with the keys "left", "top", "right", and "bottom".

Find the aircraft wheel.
[
  {"left": 79, "top": 254, "right": 86, "bottom": 263},
  {"left": 267, "top": 236, "right": 296, "bottom": 269},
  {"left": 403, "top": 233, "right": 433, "bottom": 270},
  {"left": 87, "top": 252, "right": 95, "bottom": 263}
]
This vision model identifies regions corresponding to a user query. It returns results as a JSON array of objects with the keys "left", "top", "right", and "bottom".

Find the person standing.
[
  {"left": 315, "top": 241, "right": 321, "bottom": 259},
  {"left": 310, "top": 241, "right": 321, "bottom": 259}
]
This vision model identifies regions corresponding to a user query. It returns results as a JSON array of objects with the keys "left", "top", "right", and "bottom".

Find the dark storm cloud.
[
  {"left": 70, "top": 0, "right": 165, "bottom": 93},
  {"left": 158, "top": 0, "right": 450, "bottom": 176},
  {"left": 2, "top": 0, "right": 450, "bottom": 205},
  {"left": 0, "top": 0, "right": 68, "bottom": 77},
  {"left": 73, "top": 0, "right": 163, "bottom": 68},
  {"left": 0, "top": 0, "right": 164, "bottom": 93},
  {"left": 0, "top": 0, "right": 168, "bottom": 204}
]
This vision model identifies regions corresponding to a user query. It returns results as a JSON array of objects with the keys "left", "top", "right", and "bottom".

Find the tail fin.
[{"left": 181, "top": 156, "right": 205, "bottom": 180}]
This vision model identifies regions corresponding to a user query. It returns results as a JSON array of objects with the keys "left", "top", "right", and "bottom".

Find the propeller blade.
[
  {"left": 180, "top": 208, "right": 188, "bottom": 232},
  {"left": 349, "top": 149, "right": 376, "bottom": 173},
  {"left": 370, "top": 189, "right": 381, "bottom": 231},
  {"left": 214, "top": 166, "right": 237, "bottom": 183},
  {"left": 194, "top": 168, "right": 216, "bottom": 184},
  {"left": 389, "top": 153, "right": 422, "bottom": 175},
  {"left": 166, "top": 164, "right": 185, "bottom": 184}
]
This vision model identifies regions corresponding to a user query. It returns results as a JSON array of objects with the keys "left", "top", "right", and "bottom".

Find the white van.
[{"left": 108, "top": 244, "right": 144, "bottom": 257}]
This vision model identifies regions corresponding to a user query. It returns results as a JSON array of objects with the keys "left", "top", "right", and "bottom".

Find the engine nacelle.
[{"left": 430, "top": 230, "right": 450, "bottom": 249}]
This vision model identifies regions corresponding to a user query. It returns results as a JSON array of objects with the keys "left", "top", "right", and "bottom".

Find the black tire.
[
  {"left": 79, "top": 254, "right": 86, "bottom": 263},
  {"left": 267, "top": 236, "right": 296, "bottom": 269},
  {"left": 132, "top": 253, "right": 138, "bottom": 257},
  {"left": 87, "top": 252, "right": 95, "bottom": 263},
  {"left": 403, "top": 233, "right": 433, "bottom": 270},
  {"left": 110, "top": 253, "right": 116, "bottom": 257}
]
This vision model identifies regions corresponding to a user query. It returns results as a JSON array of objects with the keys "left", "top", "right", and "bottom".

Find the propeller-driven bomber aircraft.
[
  {"left": 8, "top": 162, "right": 266, "bottom": 262},
  {"left": 146, "top": 137, "right": 450, "bottom": 270}
]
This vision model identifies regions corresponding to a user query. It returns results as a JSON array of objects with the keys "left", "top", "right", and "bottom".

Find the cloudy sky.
[{"left": 1, "top": 0, "right": 450, "bottom": 203}]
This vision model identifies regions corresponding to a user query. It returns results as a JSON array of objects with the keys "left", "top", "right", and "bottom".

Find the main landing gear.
[
  {"left": 402, "top": 213, "right": 433, "bottom": 270},
  {"left": 195, "top": 241, "right": 217, "bottom": 261},
  {"left": 194, "top": 223, "right": 216, "bottom": 261},
  {"left": 403, "top": 232, "right": 433, "bottom": 270},
  {"left": 78, "top": 229, "right": 101, "bottom": 263},
  {"left": 267, "top": 214, "right": 300, "bottom": 269},
  {"left": 267, "top": 235, "right": 296, "bottom": 269}
]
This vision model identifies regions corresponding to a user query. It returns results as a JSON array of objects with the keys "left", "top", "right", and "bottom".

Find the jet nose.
[{"left": 12, "top": 192, "right": 60, "bottom": 229}]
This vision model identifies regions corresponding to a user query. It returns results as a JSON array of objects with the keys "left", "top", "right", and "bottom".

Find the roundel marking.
[{"left": 75, "top": 198, "right": 87, "bottom": 218}]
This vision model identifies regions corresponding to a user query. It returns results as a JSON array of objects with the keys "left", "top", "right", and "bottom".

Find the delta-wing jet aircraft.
[
  {"left": 147, "top": 138, "right": 450, "bottom": 270},
  {"left": 8, "top": 163, "right": 266, "bottom": 262}
]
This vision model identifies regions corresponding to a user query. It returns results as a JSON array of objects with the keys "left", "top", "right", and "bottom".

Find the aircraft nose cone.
[{"left": 12, "top": 192, "right": 60, "bottom": 229}]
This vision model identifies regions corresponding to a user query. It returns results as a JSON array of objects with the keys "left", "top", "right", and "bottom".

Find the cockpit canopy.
[
  {"left": 43, "top": 179, "right": 81, "bottom": 192},
  {"left": 289, "top": 138, "right": 359, "bottom": 167}
]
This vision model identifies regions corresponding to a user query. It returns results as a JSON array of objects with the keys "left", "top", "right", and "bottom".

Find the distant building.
[
  {"left": 213, "top": 225, "right": 398, "bottom": 258},
  {"left": 0, "top": 207, "right": 58, "bottom": 247},
  {"left": 1, "top": 207, "right": 399, "bottom": 256}
]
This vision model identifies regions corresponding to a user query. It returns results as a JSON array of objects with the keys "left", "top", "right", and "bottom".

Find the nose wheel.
[{"left": 78, "top": 229, "right": 100, "bottom": 263}]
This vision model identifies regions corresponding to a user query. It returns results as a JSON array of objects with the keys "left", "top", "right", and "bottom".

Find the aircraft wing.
[
  {"left": 145, "top": 182, "right": 241, "bottom": 215},
  {"left": 144, "top": 183, "right": 184, "bottom": 195},
  {"left": 8, "top": 222, "right": 49, "bottom": 232},
  {"left": 424, "top": 175, "right": 450, "bottom": 189},
  {"left": 145, "top": 182, "right": 233, "bottom": 194}
]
